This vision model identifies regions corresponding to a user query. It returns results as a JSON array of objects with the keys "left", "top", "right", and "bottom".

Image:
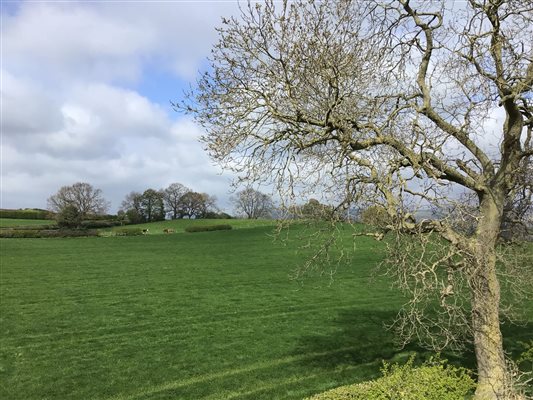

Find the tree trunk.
[{"left": 471, "top": 195, "right": 508, "bottom": 400}]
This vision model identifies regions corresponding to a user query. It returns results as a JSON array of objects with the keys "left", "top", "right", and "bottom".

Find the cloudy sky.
[{"left": 1, "top": 0, "right": 242, "bottom": 213}]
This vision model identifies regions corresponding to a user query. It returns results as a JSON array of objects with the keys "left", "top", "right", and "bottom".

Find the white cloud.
[
  {"left": 1, "top": 1, "right": 239, "bottom": 212},
  {"left": 3, "top": 3, "right": 152, "bottom": 83},
  {"left": 2, "top": 1, "right": 236, "bottom": 84},
  {"left": 1, "top": 70, "right": 63, "bottom": 135}
]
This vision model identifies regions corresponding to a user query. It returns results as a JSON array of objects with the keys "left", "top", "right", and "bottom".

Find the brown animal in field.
[{"left": 163, "top": 228, "right": 175, "bottom": 234}]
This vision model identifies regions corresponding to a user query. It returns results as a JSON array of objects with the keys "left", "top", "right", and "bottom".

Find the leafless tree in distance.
[
  {"left": 180, "top": 1, "right": 533, "bottom": 398},
  {"left": 163, "top": 183, "right": 190, "bottom": 219},
  {"left": 120, "top": 191, "right": 142, "bottom": 214},
  {"left": 47, "top": 182, "right": 109, "bottom": 218},
  {"left": 232, "top": 188, "right": 274, "bottom": 219}
]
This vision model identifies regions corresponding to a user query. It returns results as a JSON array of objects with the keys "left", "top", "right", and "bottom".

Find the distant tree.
[
  {"left": 299, "top": 199, "right": 333, "bottom": 220},
  {"left": 232, "top": 188, "right": 273, "bottom": 219},
  {"left": 116, "top": 210, "right": 128, "bottom": 226},
  {"left": 360, "top": 205, "right": 392, "bottom": 228},
  {"left": 139, "top": 189, "right": 165, "bottom": 222},
  {"left": 204, "top": 211, "right": 233, "bottom": 219},
  {"left": 120, "top": 191, "right": 142, "bottom": 214},
  {"left": 163, "top": 183, "right": 190, "bottom": 219},
  {"left": 119, "top": 191, "right": 145, "bottom": 224},
  {"left": 56, "top": 204, "right": 81, "bottom": 228},
  {"left": 125, "top": 209, "right": 144, "bottom": 225},
  {"left": 47, "top": 182, "right": 109, "bottom": 218},
  {"left": 178, "top": 191, "right": 217, "bottom": 219},
  {"left": 197, "top": 193, "right": 218, "bottom": 219}
]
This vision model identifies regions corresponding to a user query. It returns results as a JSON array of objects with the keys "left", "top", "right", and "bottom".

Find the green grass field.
[
  {"left": 0, "top": 219, "right": 52, "bottom": 227},
  {"left": 1, "top": 222, "right": 531, "bottom": 399}
]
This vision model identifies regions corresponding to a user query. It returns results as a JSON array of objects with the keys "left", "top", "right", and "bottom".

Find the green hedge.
[
  {"left": 306, "top": 356, "right": 475, "bottom": 400},
  {"left": 81, "top": 220, "right": 121, "bottom": 229},
  {"left": 0, "top": 224, "right": 58, "bottom": 230},
  {"left": 114, "top": 228, "right": 145, "bottom": 236},
  {"left": 85, "top": 214, "right": 119, "bottom": 221},
  {"left": 0, "top": 209, "right": 54, "bottom": 220},
  {"left": 185, "top": 224, "right": 232, "bottom": 233},
  {"left": 0, "top": 229, "right": 98, "bottom": 238}
]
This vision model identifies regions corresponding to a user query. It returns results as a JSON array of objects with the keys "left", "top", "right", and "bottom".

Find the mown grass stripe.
[
  {"left": 205, "top": 363, "right": 372, "bottom": 400},
  {"left": 1, "top": 302, "right": 373, "bottom": 349},
  {"left": 106, "top": 346, "right": 368, "bottom": 400}
]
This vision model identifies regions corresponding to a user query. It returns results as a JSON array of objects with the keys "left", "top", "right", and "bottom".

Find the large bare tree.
[
  {"left": 47, "top": 182, "right": 109, "bottom": 218},
  {"left": 182, "top": 1, "right": 532, "bottom": 398},
  {"left": 163, "top": 182, "right": 190, "bottom": 219},
  {"left": 232, "top": 188, "right": 274, "bottom": 219}
]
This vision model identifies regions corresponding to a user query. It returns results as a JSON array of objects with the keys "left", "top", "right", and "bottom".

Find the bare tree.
[
  {"left": 163, "top": 182, "right": 190, "bottom": 219},
  {"left": 181, "top": 1, "right": 533, "bottom": 398},
  {"left": 120, "top": 191, "right": 142, "bottom": 214},
  {"left": 232, "top": 188, "right": 274, "bottom": 219},
  {"left": 119, "top": 191, "right": 144, "bottom": 224},
  {"left": 47, "top": 182, "right": 109, "bottom": 218},
  {"left": 198, "top": 193, "right": 218, "bottom": 218},
  {"left": 139, "top": 189, "right": 165, "bottom": 222},
  {"left": 178, "top": 191, "right": 217, "bottom": 219},
  {"left": 500, "top": 159, "right": 532, "bottom": 241}
]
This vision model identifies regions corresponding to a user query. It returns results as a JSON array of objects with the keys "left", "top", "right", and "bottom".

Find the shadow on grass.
[
  {"left": 293, "top": 307, "right": 533, "bottom": 381},
  {"left": 290, "top": 308, "right": 424, "bottom": 386}
]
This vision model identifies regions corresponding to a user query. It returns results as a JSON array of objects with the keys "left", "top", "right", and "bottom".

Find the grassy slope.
[
  {"left": 0, "top": 219, "right": 51, "bottom": 227},
  {"left": 108, "top": 218, "right": 278, "bottom": 235},
  {"left": 1, "top": 223, "right": 531, "bottom": 400}
]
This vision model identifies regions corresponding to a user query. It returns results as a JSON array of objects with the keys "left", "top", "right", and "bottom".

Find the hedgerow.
[
  {"left": 0, "top": 208, "right": 53, "bottom": 220},
  {"left": 185, "top": 224, "right": 232, "bottom": 233},
  {"left": 1, "top": 224, "right": 58, "bottom": 230},
  {"left": 0, "top": 229, "right": 98, "bottom": 238},
  {"left": 81, "top": 220, "right": 121, "bottom": 229},
  {"left": 114, "top": 228, "right": 145, "bottom": 236}
]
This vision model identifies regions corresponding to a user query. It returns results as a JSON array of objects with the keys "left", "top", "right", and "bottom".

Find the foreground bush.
[
  {"left": 0, "top": 229, "right": 98, "bottom": 238},
  {"left": 185, "top": 224, "right": 232, "bottom": 233},
  {"left": 306, "top": 356, "right": 475, "bottom": 400}
]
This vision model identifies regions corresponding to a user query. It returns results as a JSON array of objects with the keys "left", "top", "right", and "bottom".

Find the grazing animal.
[
  {"left": 163, "top": 228, "right": 175, "bottom": 234},
  {"left": 142, "top": 229, "right": 149, "bottom": 234}
]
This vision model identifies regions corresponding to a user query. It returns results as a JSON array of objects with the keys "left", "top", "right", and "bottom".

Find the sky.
[
  {"left": 0, "top": 1, "right": 518, "bottom": 216},
  {"left": 1, "top": 0, "right": 242, "bottom": 213}
]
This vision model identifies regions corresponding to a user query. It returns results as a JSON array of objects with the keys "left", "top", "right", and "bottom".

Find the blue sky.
[{"left": 1, "top": 0, "right": 241, "bottom": 213}]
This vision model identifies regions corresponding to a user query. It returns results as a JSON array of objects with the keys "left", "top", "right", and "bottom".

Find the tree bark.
[{"left": 471, "top": 195, "right": 508, "bottom": 400}]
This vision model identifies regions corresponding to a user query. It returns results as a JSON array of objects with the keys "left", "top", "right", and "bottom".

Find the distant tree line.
[
  {"left": 118, "top": 183, "right": 223, "bottom": 223},
  {"left": 42, "top": 182, "right": 531, "bottom": 241}
]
